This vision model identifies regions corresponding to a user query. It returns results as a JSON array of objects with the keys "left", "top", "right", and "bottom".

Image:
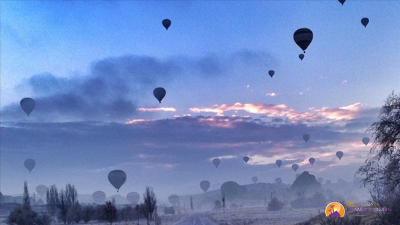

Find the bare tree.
[
  {"left": 22, "top": 181, "right": 30, "bottom": 209},
  {"left": 102, "top": 201, "right": 118, "bottom": 225},
  {"left": 143, "top": 186, "right": 157, "bottom": 224},
  {"left": 57, "top": 189, "right": 68, "bottom": 224},
  {"left": 46, "top": 184, "right": 59, "bottom": 222}
]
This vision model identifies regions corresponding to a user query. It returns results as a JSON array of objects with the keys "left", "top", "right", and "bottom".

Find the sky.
[{"left": 1, "top": 0, "right": 400, "bottom": 204}]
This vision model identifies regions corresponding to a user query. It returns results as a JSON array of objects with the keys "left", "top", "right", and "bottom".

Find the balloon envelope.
[
  {"left": 221, "top": 181, "right": 242, "bottom": 201},
  {"left": 276, "top": 160, "right": 282, "bottom": 168},
  {"left": 268, "top": 70, "right": 275, "bottom": 78},
  {"left": 36, "top": 185, "right": 47, "bottom": 198},
  {"left": 20, "top": 98, "right": 35, "bottom": 116},
  {"left": 303, "top": 134, "right": 310, "bottom": 143},
  {"left": 162, "top": 19, "right": 171, "bottom": 30},
  {"left": 336, "top": 151, "right": 344, "bottom": 160},
  {"left": 126, "top": 192, "right": 140, "bottom": 205},
  {"left": 294, "top": 28, "right": 313, "bottom": 53},
  {"left": 168, "top": 194, "right": 179, "bottom": 205},
  {"left": 275, "top": 178, "right": 282, "bottom": 184},
  {"left": 362, "top": 137, "right": 370, "bottom": 145},
  {"left": 292, "top": 164, "right": 299, "bottom": 172},
  {"left": 252, "top": 176, "right": 258, "bottom": 184},
  {"left": 338, "top": 0, "right": 346, "bottom": 5},
  {"left": 200, "top": 180, "right": 210, "bottom": 192},
  {"left": 108, "top": 170, "right": 126, "bottom": 192},
  {"left": 153, "top": 87, "right": 166, "bottom": 103},
  {"left": 243, "top": 156, "right": 250, "bottom": 163},
  {"left": 309, "top": 158, "right": 315, "bottom": 165},
  {"left": 24, "top": 159, "right": 36, "bottom": 172},
  {"left": 361, "top": 18, "right": 369, "bottom": 27},
  {"left": 299, "top": 54, "right": 304, "bottom": 60},
  {"left": 92, "top": 191, "right": 106, "bottom": 204},
  {"left": 212, "top": 158, "right": 220, "bottom": 168}
]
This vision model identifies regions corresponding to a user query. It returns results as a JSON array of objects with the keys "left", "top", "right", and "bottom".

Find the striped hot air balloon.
[{"left": 294, "top": 28, "right": 313, "bottom": 53}]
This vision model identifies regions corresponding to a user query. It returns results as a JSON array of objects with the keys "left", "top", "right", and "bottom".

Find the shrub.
[
  {"left": 268, "top": 197, "right": 284, "bottom": 211},
  {"left": 7, "top": 206, "right": 51, "bottom": 225}
]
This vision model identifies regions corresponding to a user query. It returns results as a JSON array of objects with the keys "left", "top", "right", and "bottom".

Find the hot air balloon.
[
  {"left": 200, "top": 180, "right": 210, "bottom": 192},
  {"left": 93, "top": 191, "right": 106, "bottom": 204},
  {"left": 212, "top": 158, "right": 220, "bottom": 168},
  {"left": 221, "top": 181, "right": 241, "bottom": 201},
  {"left": 362, "top": 137, "right": 370, "bottom": 146},
  {"left": 292, "top": 164, "right": 299, "bottom": 172},
  {"left": 268, "top": 70, "right": 275, "bottom": 78},
  {"left": 336, "top": 151, "right": 344, "bottom": 160},
  {"left": 309, "top": 158, "right": 315, "bottom": 165},
  {"left": 338, "top": 0, "right": 346, "bottom": 5},
  {"left": 24, "top": 159, "right": 36, "bottom": 172},
  {"left": 168, "top": 194, "right": 180, "bottom": 206},
  {"left": 317, "top": 178, "right": 323, "bottom": 183},
  {"left": 243, "top": 156, "right": 250, "bottom": 163},
  {"left": 36, "top": 185, "right": 47, "bottom": 198},
  {"left": 361, "top": 18, "right": 369, "bottom": 27},
  {"left": 153, "top": 87, "right": 166, "bottom": 103},
  {"left": 108, "top": 170, "right": 126, "bottom": 192},
  {"left": 20, "top": 98, "right": 36, "bottom": 116},
  {"left": 299, "top": 54, "right": 304, "bottom": 60},
  {"left": 294, "top": 28, "right": 313, "bottom": 53},
  {"left": 276, "top": 160, "right": 282, "bottom": 168},
  {"left": 162, "top": 19, "right": 171, "bottom": 30},
  {"left": 126, "top": 192, "right": 140, "bottom": 205},
  {"left": 303, "top": 134, "right": 310, "bottom": 143},
  {"left": 275, "top": 178, "right": 282, "bottom": 184},
  {"left": 252, "top": 176, "right": 258, "bottom": 184}
]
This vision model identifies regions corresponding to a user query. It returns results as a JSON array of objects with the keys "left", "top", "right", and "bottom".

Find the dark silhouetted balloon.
[
  {"left": 252, "top": 176, "right": 258, "bottom": 184},
  {"left": 309, "top": 158, "right": 315, "bottom": 165},
  {"left": 221, "top": 181, "right": 241, "bottom": 201},
  {"left": 93, "top": 191, "right": 106, "bottom": 204},
  {"left": 338, "top": 0, "right": 346, "bottom": 5},
  {"left": 292, "top": 164, "right": 299, "bottom": 172},
  {"left": 362, "top": 137, "right": 370, "bottom": 146},
  {"left": 294, "top": 28, "right": 313, "bottom": 53},
  {"left": 127, "top": 192, "right": 140, "bottom": 205},
  {"left": 24, "top": 159, "right": 36, "bottom": 172},
  {"left": 36, "top": 185, "right": 47, "bottom": 198},
  {"left": 243, "top": 156, "right": 250, "bottom": 163},
  {"left": 153, "top": 87, "right": 166, "bottom": 103},
  {"left": 162, "top": 19, "right": 171, "bottom": 30},
  {"left": 361, "top": 18, "right": 369, "bottom": 27},
  {"left": 303, "top": 134, "right": 310, "bottom": 143},
  {"left": 299, "top": 54, "right": 304, "bottom": 60},
  {"left": 108, "top": 170, "right": 126, "bottom": 192},
  {"left": 200, "top": 180, "right": 210, "bottom": 192},
  {"left": 336, "top": 151, "right": 344, "bottom": 160},
  {"left": 276, "top": 160, "right": 282, "bottom": 168},
  {"left": 212, "top": 158, "right": 220, "bottom": 168},
  {"left": 168, "top": 194, "right": 179, "bottom": 205},
  {"left": 268, "top": 70, "right": 275, "bottom": 78},
  {"left": 275, "top": 178, "right": 282, "bottom": 184},
  {"left": 20, "top": 98, "right": 35, "bottom": 116}
]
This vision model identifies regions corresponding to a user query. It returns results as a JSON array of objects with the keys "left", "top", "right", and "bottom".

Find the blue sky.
[{"left": 1, "top": 1, "right": 399, "bottom": 203}]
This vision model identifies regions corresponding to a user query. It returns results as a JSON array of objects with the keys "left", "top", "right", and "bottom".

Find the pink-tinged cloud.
[
  {"left": 311, "top": 103, "right": 362, "bottom": 121},
  {"left": 138, "top": 107, "right": 177, "bottom": 112},
  {"left": 126, "top": 119, "right": 154, "bottom": 124},
  {"left": 266, "top": 93, "right": 277, "bottom": 97}
]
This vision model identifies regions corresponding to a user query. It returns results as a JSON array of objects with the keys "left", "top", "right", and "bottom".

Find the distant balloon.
[
  {"left": 299, "top": 54, "right": 304, "bottom": 60},
  {"left": 243, "top": 156, "right": 250, "bottom": 163},
  {"left": 268, "top": 70, "right": 275, "bottom": 78},
  {"left": 362, "top": 137, "right": 370, "bottom": 146},
  {"left": 252, "top": 176, "right": 258, "bottom": 184},
  {"left": 168, "top": 194, "right": 180, "bottom": 206},
  {"left": 336, "top": 151, "right": 344, "bottom": 160},
  {"left": 309, "top": 158, "right": 315, "bottom": 165},
  {"left": 162, "top": 19, "right": 171, "bottom": 30},
  {"left": 275, "top": 178, "right": 282, "bottom": 184},
  {"left": 212, "top": 158, "right": 220, "bottom": 168},
  {"left": 36, "top": 185, "right": 47, "bottom": 198},
  {"left": 292, "top": 164, "right": 299, "bottom": 172},
  {"left": 294, "top": 28, "right": 313, "bottom": 53},
  {"left": 338, "top": 0, "right": 346, "bottom": 5},
  {"left": 92, "top": 191, "right": 106, "bottom": 204},
  {"left": 153, "top": 87, "right": 166, "bottom": 103},
  {"left": 276, "top": 160, "right": 282, "bottom": 168},
  {"left": 221, "top": 181, "right": 242, "bottom": 201},
  {"left": 108, "top": 170, "right": 126, "bottom": 192},
  {"left": 200, "top": 180, "right": 210, "bottom": 192},
  {"left": 20, "top": 98, "right": 36, "bottom": 116},
  {"left": 317, "top": 177, "right": 324, "bottom": 183},
  {"left": 303, "top": 134, "right": 310, "bottom": 143},
  {"left": 24, "top": 159, "right": 36, "bottom": 172},
  {"left": 361, "top": 18, "right": 369, "bottom": 27},
  {"left": 126, "top": 192, "right": 140, "bottom": 205}
]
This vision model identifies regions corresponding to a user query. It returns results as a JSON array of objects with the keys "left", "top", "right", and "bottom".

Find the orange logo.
[{"left": 325, "top": 202, "right": 345, "bottom": 217}]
